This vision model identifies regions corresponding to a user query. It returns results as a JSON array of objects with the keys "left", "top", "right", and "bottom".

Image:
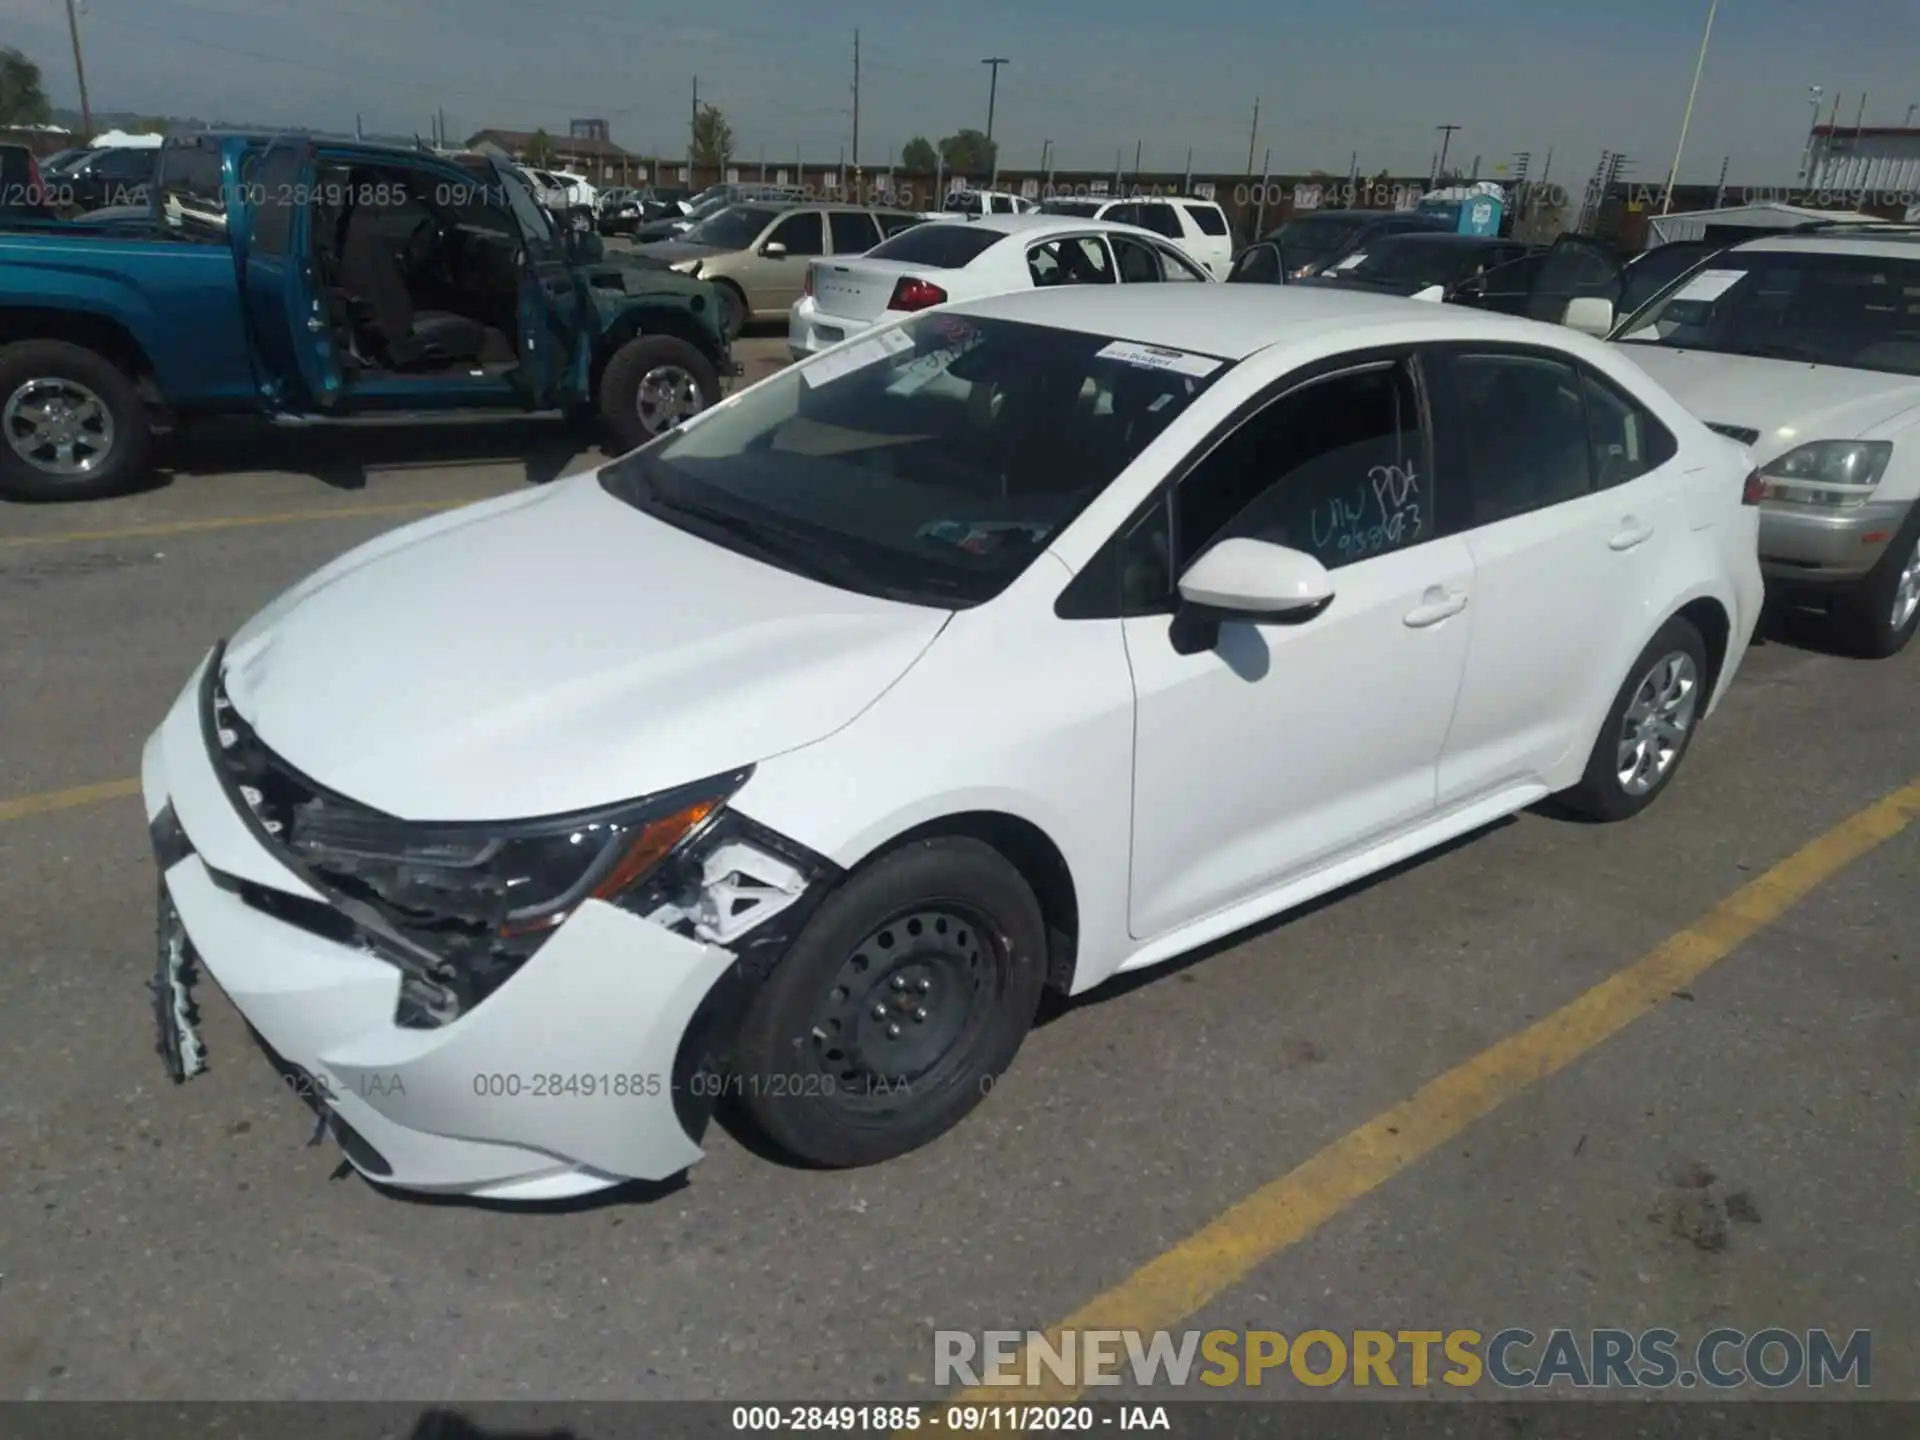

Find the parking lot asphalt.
[{"left": 2, "top": 336, "right": 1914, "bottom": 1403}]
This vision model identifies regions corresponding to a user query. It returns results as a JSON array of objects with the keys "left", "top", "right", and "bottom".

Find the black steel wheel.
[{"left": 729, "top": 837, "right": 1047, "bottom": 1167}]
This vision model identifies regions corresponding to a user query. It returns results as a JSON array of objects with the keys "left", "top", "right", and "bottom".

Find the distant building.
[
  {"left": 465, "top": 127, "right": 639, "bottom": 181},
  {"left": 1803, "top": 124, "right": 1920, "bottom": 207},
  {"left": 569, "top": 118, "right": 610, "bottom": 143}
]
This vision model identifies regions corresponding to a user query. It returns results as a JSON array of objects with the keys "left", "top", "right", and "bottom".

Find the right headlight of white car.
[{"left": 1759, "top": 440, "right": 1893, "bottom": 507}]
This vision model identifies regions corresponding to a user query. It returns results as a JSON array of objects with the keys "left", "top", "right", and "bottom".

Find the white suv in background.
[
  {"left": 1608, "top": 227, "right": 1920, "bottom": 656},
  {"left": 1039, "top": 195, "right": 1234, "bottom": 277}
]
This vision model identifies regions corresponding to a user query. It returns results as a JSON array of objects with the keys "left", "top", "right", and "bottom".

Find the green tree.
[
  {"left": 937, "top": 128, "right": 995, "bottom": 174},
  {"left": 0, "top": 47, "right": 51, "bottom": 128},
  {"left": 901, "top": 136, "right": 937, "bottom": 171},
  {"left": 691, "top": 103, "right": 733, "bottom": 167},
  {"left": 525, "top": 129, "right": 558, "bottom": 167}
]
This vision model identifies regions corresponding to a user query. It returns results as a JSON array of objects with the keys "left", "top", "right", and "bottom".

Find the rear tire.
[
  {"left": 1831, "top": 510, "right": 1920, "bottom": 659},
  {"left": 596, "top": 335, "right": 720, "bottom": 451},
  {"left": 715, "top": 281, "right": 748, "bottom": 342},
  {"left": 0, "top": 340, "right": 151, "bottom": 502},
  {"left": 1558, "top": 616, "right": 1709, "bottom": 822},
  {"left": 730, "top": 837, "right": 1047, "bottom": 1168}
]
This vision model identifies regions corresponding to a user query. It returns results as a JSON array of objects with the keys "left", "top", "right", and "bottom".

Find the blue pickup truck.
[{"left": 0, "top": 132, "right": 738, "bottom": 501}]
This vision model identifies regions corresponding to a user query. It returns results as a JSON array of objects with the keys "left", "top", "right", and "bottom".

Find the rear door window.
[
  {"left": 828, "top": 209, "right": 881, "bottom": 254},
  {"left": 1133, "top": 202, "right": 1184, "bottom": 240},
  {"left": 1442, "top": 350, "right": 1594, "bottom": 524},
  {"left": 1181, "top": 202, "right": 1229, "bottom": 237},
  {"left": 1027, "top": 236, "right": 1115, "bottom": 286},
  {"left": 867, "top": 223, "right": 1005, "bottom": 267}
]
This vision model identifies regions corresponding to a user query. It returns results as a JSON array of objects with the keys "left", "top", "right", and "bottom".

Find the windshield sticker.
[
  {"left": 917, "top": 519, "right": 1052, "bottom": 556},
  {"left": 1670, "top": 268, "right": 1748, "bottom": 304},
  {"left": 1095, "top": 341, "right": 1224, "bottom": 378},
  {"left": 800, "top": 335, "right": 890, "bottom": 388},
  {"left": 1331, "top": 252, "right": 1368, "bottom": 271}
]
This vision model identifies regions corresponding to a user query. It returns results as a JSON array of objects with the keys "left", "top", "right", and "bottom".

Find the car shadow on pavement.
[
  {"left": 1754, "top": 592, "right": 1867, "bottom": 659},
  {"left": 149, "top": 418, "right": 602, "bottom": 493},
  {"left": 1035, "top": 821, "right": 1512, "bottom": 1025}
]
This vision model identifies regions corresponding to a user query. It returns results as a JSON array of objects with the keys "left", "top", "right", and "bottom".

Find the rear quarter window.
[
  {"left": 1181, "top": 203, "right": 1228, "bottom": 236},
  {"left": 866, "top": 224, "right": 1007, "bottom": 268}
]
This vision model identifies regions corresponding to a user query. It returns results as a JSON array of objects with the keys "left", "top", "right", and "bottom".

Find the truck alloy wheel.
[
  {"left": 0, "top": 339, "right": 152, "bottom": 502},
  {"left": 4, "top": 376, "right": 116, "bottom": 477},
  {"left": 597, "top": 334, "right": 722, "bottom": 451},
  {"left": 634, "top": 363, "right": 706, "bottom": 434}
]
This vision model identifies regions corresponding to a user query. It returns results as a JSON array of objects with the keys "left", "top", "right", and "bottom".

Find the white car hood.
[
  {"left": 219, "top": 475, "right": 950, "bottom": 822},
  {"left": 1616, "top": 345, "right": 1920, "bottom": 464}
]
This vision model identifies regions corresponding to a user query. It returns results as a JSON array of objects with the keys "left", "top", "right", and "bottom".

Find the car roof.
[
  {"left": 1368, "top": 231, "right": 1519, "bottom": 246},
  {"left": 948, "top": 282, "right": 1580, "bottom": 360},
  {"left": 1726, "top": 231, "right": 1920, "bottom": 260},
  {"left": 917, "top": 212, "right": 1163, "bottom": 239}
]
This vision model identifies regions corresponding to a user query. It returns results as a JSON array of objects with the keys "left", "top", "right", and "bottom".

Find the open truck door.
[
  {"left": 1449, "top": 232, "right": 1624, "bottom": 334},
  {"left": 229, "top": 137, "right": 345, "bottom": 411},
  {"left": 487, "top": 156, "right": 590, "bottom": 409}
]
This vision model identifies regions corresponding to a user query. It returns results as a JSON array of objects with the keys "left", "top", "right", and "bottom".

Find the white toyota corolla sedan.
[{"left": 143, "top": 285, "right": 1764, "bottom": 1201}]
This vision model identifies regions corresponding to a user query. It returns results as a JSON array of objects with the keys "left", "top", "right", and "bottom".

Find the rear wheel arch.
[
  {"left": 0, "top": 306, "right": 161, "bottom": 396},
  {"left": 1673, "top": 595, "right": 1733, "bottom": 706}
]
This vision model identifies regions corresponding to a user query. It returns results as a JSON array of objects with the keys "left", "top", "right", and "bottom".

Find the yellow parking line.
[
  {"left": 0, "top": 776, "right": 142, "bottom": 822},
  {"left": 943, "top": 776, "right": 1920, "bottom": 1409},
  {"left": 0, "top": 497, "right": 475, "bottom": 549}
]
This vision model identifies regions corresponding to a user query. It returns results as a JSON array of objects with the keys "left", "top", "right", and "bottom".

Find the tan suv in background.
[{"left": 637, "top": 201, "right": 926, "bottom": 337}]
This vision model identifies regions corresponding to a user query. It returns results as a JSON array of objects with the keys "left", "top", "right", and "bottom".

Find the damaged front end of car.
[{"left": 164, "top": 640, "right": 844, "bottom": 1153}]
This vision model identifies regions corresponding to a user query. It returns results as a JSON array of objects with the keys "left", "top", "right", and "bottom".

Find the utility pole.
[
  {"left": 690, "top": 76, "right": 699, "bottom": 182},
  {"left": 1659, "top": 0, "right": 1719, "bottom": 213},
  {"left": 437, "top": 107, "right": 447, "bottom": 151},
  {"left": 1246, "top": 97, "right": 1260, "bottom": 174},
  {"left": 355, "top": 113, "right": 365, "bottom": 141},
  {"left": 62, "top": 0, "right": 92, "bottom": 139},
  {"left": 981, "top": 57, "right": 1008, "bottom": 187},
  {"left": 1435, "top": 124, "right": 1462, "bottom": 180},
  {"left": 1133, "top": 139, "right": 1142, "bottom": 180},
  {"left": 851, "top": 31, "right": 861, "bottom": 193}
]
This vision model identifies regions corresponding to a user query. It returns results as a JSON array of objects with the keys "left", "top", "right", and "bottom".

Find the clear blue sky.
[{"left": 9, "top": 0, "right": 1919, "bottom": 182}]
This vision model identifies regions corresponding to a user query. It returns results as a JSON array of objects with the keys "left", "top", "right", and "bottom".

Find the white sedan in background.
[
  {"left": 143, "top": 285, "right": 1761, "bottom": 1200},
  {"left": 789, "top": 213, "right": 1214, "bottom": 359}
]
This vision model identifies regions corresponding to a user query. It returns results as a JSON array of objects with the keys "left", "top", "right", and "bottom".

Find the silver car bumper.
[{"left": 1758, "top": 499, "right": 1913, "bottom": 584}]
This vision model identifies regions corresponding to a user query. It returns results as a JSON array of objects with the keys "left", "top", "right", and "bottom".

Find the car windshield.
[
  {"left": 866, "top": 223, "right": 1007, "bottom": 267},
  {"left": 1274, "top": 214, "right": 1365, "bottom": 264},
  {"left": 1041, "top": 200, "right": 1103, "bottom": 218},
  {"left": 682, "top": 204, "right": 777, "bottom": 248},
  {"left": 1615, "top": 249, "right": 1920, "bottom": 376},
  {"left": 600, "top": 313, "right": 1231, "bottom": 607}
]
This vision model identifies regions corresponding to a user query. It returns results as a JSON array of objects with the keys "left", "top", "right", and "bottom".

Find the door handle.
[
  {"left": 306, "top": 316, "right": 327, "bottom": 333},
  {"left": 1609, "top": 521, "right": 1654, "bottom": 551},
  {"left": 1404, "top": 587, "right": 1469, "bottom": 628}
]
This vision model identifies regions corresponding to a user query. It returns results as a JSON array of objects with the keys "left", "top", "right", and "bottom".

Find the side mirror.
[
  {"left": 1562, "top": 296, "right": 1615, "bottom": 336},
  {"left": 1170, "top": 538, "right": 1334, "bottom": 654},
  {"left": 761, "top": 240, "right": 788, "bottom": 258}
]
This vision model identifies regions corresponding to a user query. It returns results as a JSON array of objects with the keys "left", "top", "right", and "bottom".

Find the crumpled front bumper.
[{"left": 139, "top": 651, "right": 785, "bottom": 1200}]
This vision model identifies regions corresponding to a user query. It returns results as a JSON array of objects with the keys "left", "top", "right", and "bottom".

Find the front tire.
[
  {"left": 0, "top": 340, "right": 152, "bottom": 502},
  {"left": 1558, "top": 616, "right": 1709, "bottom": 822},
  {"left": 730, "top": 837, "right": 1048, "bottom": 1168},
  {"left": 715, "top": 281, "right": 748, "bottom": 342},
  {"left": 596, "top": 335, "right": 720, "bottom": 451},
  {"left": 1831, "top": 513, "right": 1920, "bottom": 659}
]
